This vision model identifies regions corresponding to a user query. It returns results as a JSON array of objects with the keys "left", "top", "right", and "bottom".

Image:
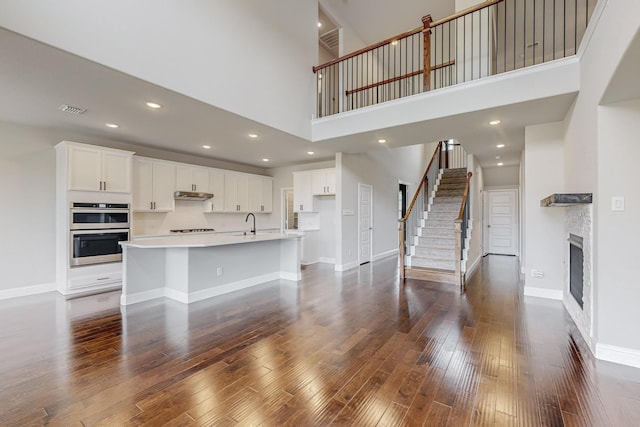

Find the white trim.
[
  {"left": 318, "top": 257, "right": 336, "bottom": 264},
  {"left": 524, "top": 286, "right": 563, "bottom": 300},
  {"left": 357, "top": 183, "right": 373, "bottom": 265},
  {"left": 595, "top": 343, "right": 640, "bottom": 369},
  {"left": 120, "top": 288, "right": 164, "bottom": 306},
  {"left": 466, "top": 256, "right": 482, "bottom": 279},
  {"left": 0, "top": 282, "right": 57, "bottom": 300},
  {"left": 280, "top": 271, "right": 301, "bottom": 281},
  {"left": 335, "top": 260, "right": 359, "bottom": 272},
  {"left": 373, "top": 248, "right": 398, "bottom": 262}
]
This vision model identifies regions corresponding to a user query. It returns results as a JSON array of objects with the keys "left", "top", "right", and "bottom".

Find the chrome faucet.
[{"left": 245, "top": 212, "right": 256, "bottom": 235}]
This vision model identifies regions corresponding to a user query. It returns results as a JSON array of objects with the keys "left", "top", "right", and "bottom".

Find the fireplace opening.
[{"left": 569, "top": 233, "right": 584, "bottom": 309}]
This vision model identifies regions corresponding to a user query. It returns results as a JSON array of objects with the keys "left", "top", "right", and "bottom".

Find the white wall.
[
  {"left": 596, "top": 98, "right": 640, "bottom": 351},
  {"left": 0, "top": 0, "right": 317, "bottom": 140},
  {"left": 523, "top": 122, "right": 565, "bottom": 297},
  {"left": 483, "top": 165, "right": 519, "bottom": 188},
  {"left": 0, "top": 120, "right": 268, "bottom": 294},
  {"left": 337, "top": 144, "right": 427, "bottom": 269}
]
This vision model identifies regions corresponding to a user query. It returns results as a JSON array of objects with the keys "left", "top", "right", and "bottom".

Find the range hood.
[{"left": 174, "top": 191, "right": 214, "bottom": 201}]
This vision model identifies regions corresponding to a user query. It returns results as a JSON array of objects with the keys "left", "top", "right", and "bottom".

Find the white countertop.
[{"left": 121, "top": 232, "right": 298, "bottom": 249}]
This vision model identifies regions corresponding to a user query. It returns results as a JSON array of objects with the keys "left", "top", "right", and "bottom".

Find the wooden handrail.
[
  {"left": 457, "top": 172, "right": 473, "bottom": 221},
  {"left": 431, "top": 0, "right": 504, "bottom": 27},
  {"left": 344, "top": 59, "right": 455, "bottom": 97},
  {"left": 401, "top": 141, "right": 442, "bottom": 224},
  {"left": 313, "top": 26, "right": 423, "bottom": 73}
]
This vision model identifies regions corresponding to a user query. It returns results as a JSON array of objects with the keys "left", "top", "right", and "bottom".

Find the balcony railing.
[{"left": 314, "top": 0, "right": 596, "bottom": 118}]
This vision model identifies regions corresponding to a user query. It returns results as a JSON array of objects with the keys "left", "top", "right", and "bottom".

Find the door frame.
[
  {"left": 483, "top": 188, "right": 519, "bottom": 256},
  {"left": 358, "top": 183, "right": 373, "bottom": 265}
]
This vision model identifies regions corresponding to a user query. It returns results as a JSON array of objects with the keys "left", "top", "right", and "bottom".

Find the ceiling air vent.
[
  {"left": 319, "top": 28, "right": 340, "bottom": 58},
  {"left": 58, "top": 104, "right": 87, "bottom": 115}
]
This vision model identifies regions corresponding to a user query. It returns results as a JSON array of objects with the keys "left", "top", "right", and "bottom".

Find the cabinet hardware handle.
[
  {"left": 153, "top": 202, "right": 156, "bottom": 210},
  {"left": 99, "top": 181, "right": 102, "bottom": 191},
  {"left": 103, "top": 181, "right": 106, "bottom": 191}
]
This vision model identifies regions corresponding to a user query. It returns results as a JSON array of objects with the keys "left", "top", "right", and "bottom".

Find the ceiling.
[{"left": 0, "top": 1, "right": 575, "bottom": 170}]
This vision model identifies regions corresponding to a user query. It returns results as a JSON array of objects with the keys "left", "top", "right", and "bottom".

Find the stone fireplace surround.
[{"left": 564, "top": 204, "right": 593, "bottom": 350}]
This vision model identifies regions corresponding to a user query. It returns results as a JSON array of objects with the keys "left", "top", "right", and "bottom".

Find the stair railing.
[
  {"left": 399, "top": 141, "right": 443, "bottom": 279},
  {"left": 454, "top": 171, "right": 473, "bottom": 288}
]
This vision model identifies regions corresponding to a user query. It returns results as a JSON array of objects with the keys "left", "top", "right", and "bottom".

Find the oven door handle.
[{"left": 71, "top": 228, "right": 130, "bottom": 235}]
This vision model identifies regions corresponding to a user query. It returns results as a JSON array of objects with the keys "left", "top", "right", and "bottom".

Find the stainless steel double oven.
[{"left": 69, "top": 202, "right": 130, "bottom": 266}]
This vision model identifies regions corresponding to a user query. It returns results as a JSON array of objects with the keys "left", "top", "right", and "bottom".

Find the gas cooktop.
[{"left": 169, "top": 228, "right": 215, "bottom": 233}]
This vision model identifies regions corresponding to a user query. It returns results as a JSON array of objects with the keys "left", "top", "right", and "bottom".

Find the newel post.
[
  {"left": 422, "top": 14, "right": 433, "bottom": 92},
  {"left": 399, "top": 220, "right": 406, "bottom": 280}
]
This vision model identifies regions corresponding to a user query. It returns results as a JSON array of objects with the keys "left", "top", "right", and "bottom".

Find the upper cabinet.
[
  {"left": 293, "top": 171, "right": 314, "bottom": 212},
  {"left": 132, "top": 157, "right": 176, "bottom": 212},
  {"left": 205, "top": 169, "right": 226, "bottom": 213},
  {"left": 176, "top": 165, "right": 210, "bottom": 193},
  {"left": 224, "top": 172, "right": 250, "bottom": 213},
  {"left": 249, "top": 176, "right": 273, "bottom": 213},
  {"left": 311, "top": 169, "right": 336, "bottom": 195},
  {"left": 65, "top": 142, "right": 133, "bottom": 193}
]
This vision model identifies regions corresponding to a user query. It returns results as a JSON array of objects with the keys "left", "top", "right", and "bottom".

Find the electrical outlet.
[
  {"left": 531, "top": 269, "right": 544, "bottom": 278},
  {"left": 216, "top": 267, "right": 223, "bottom": 277}
]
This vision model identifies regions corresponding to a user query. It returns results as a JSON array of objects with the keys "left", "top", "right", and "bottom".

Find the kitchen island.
[{"left": 119, "top": 232, "right": 300, "bottom": 305}]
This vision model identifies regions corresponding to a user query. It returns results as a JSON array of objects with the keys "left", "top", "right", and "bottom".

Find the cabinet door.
[
  {"left": 176, "top": 165, "right": 194, "bottom": 191},
  {"left": 311, "top": 171, "right": 327, "bottom": 195},
  {"left": 249, "top": 176, "right": 262, "bottom": 212},
  {"left": 293, "top": 172, "right": 313, "bottom": 212},
  {"left": 325, "top": 169, "right": 336, "bottom": 194},
  {"left": 151, "top": 162, "right": 176, "bottom": 212},
  {"left": 192, "top": 167, "right": 210, "bottom": 193},
  {"left": 224, "top": 173, "right": 239, "bottom": 212},
  {"left": 68, "top": 145, "right": 102, "bottom": 191},
  {"left": 102, "top": 151, "right": 132, "bottom": 193},
  {"left": 132, "top": 158, "right": 153, "bottom": 211},
  {"left": 208, "top": 170, "right": 225, "bottom": 212},
  {"left": 236, "top": 174, "right": 250, "bottom": 213},
  {"left": 261, "top": 178, "right": 273, "bottom": 213}
]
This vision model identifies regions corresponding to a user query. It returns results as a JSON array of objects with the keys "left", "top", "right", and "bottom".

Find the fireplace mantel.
[{"left": 540, "top": 193, "right": 592, "bottom": 207}]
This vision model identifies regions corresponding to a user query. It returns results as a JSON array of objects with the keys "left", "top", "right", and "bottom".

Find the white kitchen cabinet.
[
  {"left": 205, "top": 169, "right": 226, "bottom": 212},
  {"left": 224, "top": 172, "right": 250, "bottom": 212},
  {"left": 176, "top": 164, "right": 210, "bottom": 193},
  {"left": 133, "top": 157, "right": 176, "bottom": 212},
  {"left": 293, "top": 172, "right": 314, "bottom": 212},
  {"left": 67, "top": 143, "right": 133, "bottom": 193},
  {"left": 249, "top": 176, "right": 273, "bottom": 213},
  {"left": 311, "top": 168, "right": 336, "bottom": 195}
]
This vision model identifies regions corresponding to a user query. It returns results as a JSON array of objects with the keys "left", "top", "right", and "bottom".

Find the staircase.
[{"left": 405, "top": 168, "right": 468, "bottom": 284}]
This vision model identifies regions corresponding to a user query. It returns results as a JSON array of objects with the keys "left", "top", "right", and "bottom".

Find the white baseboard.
[
  {"left": 335, "top": 260, "right": 359, "bottom": 272},
  {"left": 466, "top": 256, "right": 481, "bottom": 279},
  {"left": 318, "top": 257, "right": 336, "bottom": 264},
  {"left": 596, "top": 343, "right": 640, "bottom": 368},
  {"left": 122, "top": 272, "right": 290, "bottom": 305},
  {"left": 121, "top": 288, "right": 164, "bottom": 306},
  {"left": 0, "top": 282, "right": 57, "bottom": 300},
  {"left": 523, "top": 286, "right": 563, "bottom": 300},
  {"left": 373, "top": 248, "right": 398, "bottom": 262}
]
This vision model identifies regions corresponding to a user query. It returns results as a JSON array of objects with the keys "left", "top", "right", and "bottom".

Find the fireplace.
[{"left": 569, "top": 233, "right": 584, "bottom": 309}]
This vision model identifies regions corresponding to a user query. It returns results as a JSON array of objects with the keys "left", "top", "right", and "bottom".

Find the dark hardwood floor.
[{"left": 1, "top": 256, "right": 640, "bottom": 426}]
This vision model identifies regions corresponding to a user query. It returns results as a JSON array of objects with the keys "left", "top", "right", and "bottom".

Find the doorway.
[
  {"left": 484, "top": 189, "right": 518, "bottom": 255},
  {"left": 358, "top": 183, "right": 373, "bottom": 265},
  {"left": 281, "top": 188, "right": 298, "bottom": 231}
]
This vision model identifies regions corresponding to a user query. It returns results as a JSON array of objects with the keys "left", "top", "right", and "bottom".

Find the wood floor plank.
[{"left": 0, "top": 256, "right": 636, "bottom": 425}]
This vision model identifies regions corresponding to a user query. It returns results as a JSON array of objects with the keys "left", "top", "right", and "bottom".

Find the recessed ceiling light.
[
  {"left": 496, "top": 156, "right": 501, "bottom": 159},
  {"left": 391, "top": 40, "right": 398, "bottom": 46},
  {"left": 497, "top": 162, "right": 504, "bottom": 166},
  {"left": 496, "top": 144, "right": 505, "bottom": 148},
  {"left": 262, "top": 158, "right": 269, "bottom": 162},
  {"left": 105, "top": 123, "right": 119, "bottom": 128},
  {"left": 145, "top": 102, "right": 162, "bottom": 109},
  {"left": 489, "top": 120, "right": 501, "bottom": 126},
  {"left": 317, "top": 22, "right": 322, "bottom": 28},
  {"left": 307, "top": 151, "right": 315, "bottom": 155},
  {"left": 318, "top": 73, "right": 323, "bottom": 79},
  {"left": 202, "top": 145, "right": 211, "bottom": 149},
  {"left": 248, "top": 133, "right": 259, "bottom": 139},
  {"left": 378, "top": 139, "right": 387, "bottom": 143}
]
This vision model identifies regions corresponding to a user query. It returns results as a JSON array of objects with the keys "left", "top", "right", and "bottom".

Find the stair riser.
[
  {"left": 415, "top": 238, "right": 455, "bottom": 249},
  {"left": 410, "top": 258, "right": 456, "bottom": 270},
  {"left": 412, "top": 247, "right": 456, "bottom": 259}
]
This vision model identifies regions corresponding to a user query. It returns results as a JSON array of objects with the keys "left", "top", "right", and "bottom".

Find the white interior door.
[
  {"left": 358, "top": 183, "right": 373, "bottom": 265},
  {"left": 487, "top": 189, "right": 518, "bottom": 255}
]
